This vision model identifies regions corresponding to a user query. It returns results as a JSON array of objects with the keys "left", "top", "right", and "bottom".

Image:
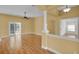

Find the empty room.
[{"left": 0, "top": 5, "right": 79, "bottom": 54}]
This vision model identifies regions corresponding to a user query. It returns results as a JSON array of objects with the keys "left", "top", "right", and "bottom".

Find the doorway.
[{"left": 9, "top": 22, "right": 21, "bottom": 49}]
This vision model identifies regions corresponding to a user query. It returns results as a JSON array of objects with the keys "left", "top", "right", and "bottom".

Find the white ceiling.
[
  {"left": 0, "top": 5, "right": 43, "bottom": 17},
  {"left": 0, "top": 5, "right": 77, "bottom": 17}
]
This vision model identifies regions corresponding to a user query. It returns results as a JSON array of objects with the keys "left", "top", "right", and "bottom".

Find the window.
[
  {"left": 60, "top": 17, "right": 79, "bottom": 39},
  {"left": 9, "top": 22, "right": 21, "bottom": 35},
  {"left": 10, "top": 24, "right": 15, "bottom": 34},
  {"left": 67, "top": 24, "right": 75, "bottom": 32}
]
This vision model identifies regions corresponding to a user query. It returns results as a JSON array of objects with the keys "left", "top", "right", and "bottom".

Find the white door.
[
  {"left": 9, "top": 22, "right": 21, "bottom": 49},
  {"left": 15, "top": 23, "right": 21, "bottom": 49}
]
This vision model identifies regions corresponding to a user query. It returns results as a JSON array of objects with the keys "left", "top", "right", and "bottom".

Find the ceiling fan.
[
  {"left": 23, "top": 5, "right": 36, "bottom": 20},
  {"left": 24, "top": 11, "right": 30, "bottom": 19}
]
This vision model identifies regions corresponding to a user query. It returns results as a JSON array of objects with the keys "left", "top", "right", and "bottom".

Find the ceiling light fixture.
[{"left": 63, "top": 5, "right": 71, "bottom": 13}]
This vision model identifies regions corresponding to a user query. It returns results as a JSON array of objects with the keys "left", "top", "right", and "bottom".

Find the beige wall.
[
  {"left": 34, "top": 16, "right": 44, "bottom": 34},
  {"left": 47, "top": 14, "right": 60, "bottom": 35},
  {"left": 0, "top": 14, "right": 34, "bottom": 37},
  {"left": 42, "top": 34, "right": 79, "bottom": 53}
]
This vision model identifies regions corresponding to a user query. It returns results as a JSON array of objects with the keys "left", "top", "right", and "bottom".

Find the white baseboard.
[
  {"left": 42, "top": 46, "right": 61, "bottom": 54},
  {"left": 47, "top": 47, "right": 61, "bottom": 54},
  {"left": 21, "top": 32, "right": 42, "bottom": 36},
  {"left": 42, "top": 46, "right": 48, "bottom": 49}
]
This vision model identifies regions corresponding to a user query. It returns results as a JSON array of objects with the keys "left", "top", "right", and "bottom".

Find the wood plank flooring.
[
  {"left": 0, "top": 34, "right": 54, "bottom": 54},
  {"left": 0, "top": 48, "right": 52, "bottom": 54}
]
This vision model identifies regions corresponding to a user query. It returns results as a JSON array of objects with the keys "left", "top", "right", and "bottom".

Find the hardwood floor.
[
  {"left": 0, "top": 48, "right": 52, "bottom": 54},
  {"left": 0, "top": 34, "right": 54, "bottom": 54}
]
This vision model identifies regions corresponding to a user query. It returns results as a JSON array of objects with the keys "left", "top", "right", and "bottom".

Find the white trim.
[
  {"left": 42, "top": 46, "right": 61, "bottom": 54},
  {"left": 21, "top": 32, "right": 35, "bottom": 35},
  {"left": 37, "top": 33, "right": 79, "bottom": 43},
  {"left": 42, "top": 46, "right": 48, "bottom": 49},
  {"left": 34, "top": 33, "right": 79, "bottom": 43},
  {"left": 47, "top": 47, "right": 61, "bottom": 54},
  {"left": 21, "top": 32, "right": 42, "bottom": 36},
  {"left": 47, "top": 34, "right": 79, "bottom": 43},
  {"left": 0, "top": 37, "right": 2, "bottom": 42},
  {"left": 0, "top": 32, "right": 42, "bottom": 38},
  {"left": 1, "top": 35, "right": 9, "bottom": 38},
  {"left": 33, "top": 32, "right": 42, "bottom": 36},
  {"left": 1, "top": 32, "right": 79, "bottom": 42}
]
